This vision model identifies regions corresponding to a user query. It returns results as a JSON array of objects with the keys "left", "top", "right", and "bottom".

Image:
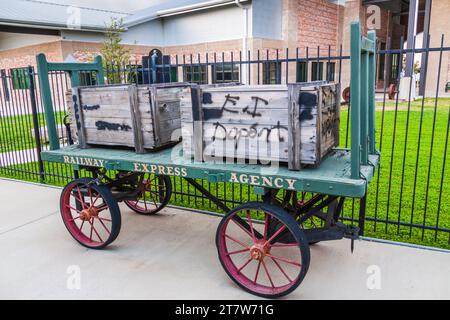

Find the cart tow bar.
[{"left": 346, "top": 225, "right": 360, "bottom": 254}]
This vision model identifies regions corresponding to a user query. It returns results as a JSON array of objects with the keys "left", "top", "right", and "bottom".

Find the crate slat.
[
  {"left": 67, "top": 83, "right": 188, "bottom": 153},
  {"left": 180, "top": 83, "right": 340, "bottom": 170}
]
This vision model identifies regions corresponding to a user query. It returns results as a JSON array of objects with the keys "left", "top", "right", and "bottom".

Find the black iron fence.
[{"left": 1, "top": 37, "right": 450, "bottom": 249}]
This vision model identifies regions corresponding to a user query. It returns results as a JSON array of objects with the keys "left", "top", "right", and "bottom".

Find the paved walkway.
[{"left": 0, "top": 178, "right": 449, "bottom": 300}]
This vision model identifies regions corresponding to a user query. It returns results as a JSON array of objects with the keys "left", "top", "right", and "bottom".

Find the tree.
[{"left": 100, "top": 18, "right": 130, "bottom": 84}]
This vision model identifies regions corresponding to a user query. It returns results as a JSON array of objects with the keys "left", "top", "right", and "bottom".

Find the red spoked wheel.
[
  {"left": 60, "top": 178, "right": 121, "bottom": 249},
  {"left": 124, "top": 175, "right": 172, "bottom": 215},
  {"left": 216, "top": 202, "right": 310, "bottom": 298}
]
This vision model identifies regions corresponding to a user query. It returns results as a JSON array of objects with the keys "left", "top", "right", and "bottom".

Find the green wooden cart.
[{"left": 39, "top": 22, "right": 379, "bottom": 298}]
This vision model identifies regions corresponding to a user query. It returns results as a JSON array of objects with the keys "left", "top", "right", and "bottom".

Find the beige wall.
[{"left": 426, "top": 0, "right": 450, "bottom": 97}]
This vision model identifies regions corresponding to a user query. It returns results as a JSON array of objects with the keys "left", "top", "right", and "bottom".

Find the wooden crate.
[
  {"left": 67, "top": 83, "right": 189, "bottom": 153},
  {"left": 180, "top": 82, "right": 340, "bottom": 170}
]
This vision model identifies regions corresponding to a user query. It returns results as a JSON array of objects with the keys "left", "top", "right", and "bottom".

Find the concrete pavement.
[{"left": 0, "top": 178, "right": 449, "bottom": 300}]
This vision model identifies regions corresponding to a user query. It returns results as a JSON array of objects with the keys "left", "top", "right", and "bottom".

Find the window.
[
  {"left": 296, "top": 62, "right": 307, "bottom": 83},
  {"left": 326, "top": 62, "right": 336, "bottom": 81},
  {"left": 79, "top": 71, "right": 97, "bottom": 86},
  {"left": 170, "top": 67, "right": 178, "bottom": 82},
  {"left": 213, "top": 63, "right": 239, "bottom": 84},
  {"left": 262, "top": 62, "right": 281, "bottom": 84},
  {"left": 184, "top": 65, "right": 208, "bottom": 84},
  {"left": 378, "top": 42, "right": 386, "bottom": 81},
  {"left": 11, "top": 68, "right": 30, "bottom": 90},
  {"left": 311, "top": 62, "right": 324, "bottom": 81},
  {"left": 159, "top": 66, "right": 178, "bottom": 83}
]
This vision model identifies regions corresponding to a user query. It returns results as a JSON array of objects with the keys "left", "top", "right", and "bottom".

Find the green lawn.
[
  {"left": 0, "top": 111, "right": 65, "bottom": 153},
  {"left": 1, "top": 98, "right": 450, "bottom": 248},
  {"left": 341, "top": 98, "right": 450, "bottom": 248}
]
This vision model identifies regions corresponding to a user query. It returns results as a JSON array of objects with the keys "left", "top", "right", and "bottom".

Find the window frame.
[
  {"left": 11, "top": 67, "right": 31, "bottom": 90},
  {"left": 326, "top": 62, "right": 336, "bottom": 82},
  {"left": 262, "top": 62, "right": 282, "bottom": 85},
  {"left": 296, "top": 62, "right": 308, "bottom": 83},
  {"left": 212, "top": 63, "right": 240, "bottom": 84},
  {"left": 311, "top": 62, "right": 324, "bottom": 81},
  {"left": 183, "top": 64, "right": 208, "bottom": 84}
]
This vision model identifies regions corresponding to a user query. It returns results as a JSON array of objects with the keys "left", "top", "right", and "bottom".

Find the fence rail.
[{"left": 0, "top": 38, "right": 449, "bottom": 249}]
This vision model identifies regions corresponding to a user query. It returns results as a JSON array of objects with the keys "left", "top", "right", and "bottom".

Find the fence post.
[
  {"left": 28, "top": 65, "right": 45, "bottom": 183},
  {"left": 36, "top": 54, "right": 59, "bottom": 151}
]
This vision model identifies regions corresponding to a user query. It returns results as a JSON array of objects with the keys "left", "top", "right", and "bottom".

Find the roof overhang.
[
  {"left": 125, "top": 0, "right": 250, "bottom": 28},
  {"left": 0, "top": 20, "right": 115, "bottom": 33}
]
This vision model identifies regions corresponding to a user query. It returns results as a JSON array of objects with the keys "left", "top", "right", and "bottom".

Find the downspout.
[{"left": 235, "top": 0, "right": 250, "bottom": 84}]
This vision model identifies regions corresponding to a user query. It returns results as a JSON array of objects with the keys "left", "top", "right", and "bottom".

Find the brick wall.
[
  {"left": 62, "top": 41, "right": 156, "bottom": 64},
  {"left": 0, "top": 40, "right": 156, "bottom": 70},
  {"left": 297, "top": 0, "right": 340, "bottom": 55},
  {"left": 0, "top": 41, "right": 64, "bottom": 70}
]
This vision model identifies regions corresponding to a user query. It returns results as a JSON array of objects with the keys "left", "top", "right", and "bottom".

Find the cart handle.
[
  {"left": 350, "top": 21, "right": 377, "bottom": 179},
  {"left": 36, "top": 53, "right": 105, "bottom": 151}
]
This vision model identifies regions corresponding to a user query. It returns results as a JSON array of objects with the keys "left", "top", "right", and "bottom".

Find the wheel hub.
[
  {"left": 79, "top": 207, "right": 99, "bottom": 221},
  {"left": 250, "top": 240, "right": 270, "bottom": 261}
]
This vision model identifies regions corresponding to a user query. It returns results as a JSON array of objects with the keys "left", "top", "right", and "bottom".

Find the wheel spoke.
[
  {"left": 96, "top": 217, "right": 112, "bottom": 222},
  {"left": 245, "top": 210, "right": 256, "bottom": 242},
  {"left": 68, "top": 216, "right": 80, "bottom": 222},
  {"left": 231, "top": 217, "right": 254, "bottom": 240},
  {"left": 144, "top": 196, "right": 148, "bottom": 211},
  {"left": 263, "top": 212, "right": 269, "bottom": 241},
  {"left": 89, "top": 221, "right": 93, "bottom": 241},
  {"left": 237, "top": 258, "right": 253, "bottom": 273},
  {"left": 65, "top": 204, "right": 82, "bottom": 214},
  {"left": 261, "top": 260, "right": 275, "bottom": 288},
  {"left": 254, "top": 260, "right": 262, "bottom": 284},
  {"left": 265, "top": 225, "right": 287, "bottom": 246},
  {"left": 270, "top": 243, "right": 299, "bottom": 248},
  {"left": 147, "top": 191, "right": 159, "bottom": 208},
  {"left": 88, "top": 187, "right": 93, "bottom": 207},
  {"left": 76, "top": 186, "right": 86, "bottom": 209},
  {"left": 226, "top": 248, "right": 250, "bottom": 256},
  {"left": 270, "top": 257, "right": 292, "bottom": 283},
  {"left": 95, "top": 217, "right": 111, "bottom": 235},
  {"left": 266, "top": 253, "right": 302, "bottom": 267},
  {"left": 96, "top": 205, "right": 109, "bottom": 212},
  {"left": 89, "top": 220, "right": 103, "bottom": 243},
  {"left": 92, "top": 193, "right": 101, "bottom": 206},
  {"left": 225, "top": 234, "right": 250, "bottom": 249}
]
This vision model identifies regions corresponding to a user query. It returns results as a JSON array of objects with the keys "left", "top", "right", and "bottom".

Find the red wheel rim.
[
  {"left": 218, "top": 209, "right": 304, "bottom": 296},
  {"left": 61, "top": 182, "right": 114, "bottom": 248},
  {"left": 125, "top": 176, "right": 166, "bottom": 214}
]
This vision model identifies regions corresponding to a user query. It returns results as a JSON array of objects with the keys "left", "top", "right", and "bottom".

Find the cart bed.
[{"left": 42, "top": 145, "right": 379, "bottom": 198}]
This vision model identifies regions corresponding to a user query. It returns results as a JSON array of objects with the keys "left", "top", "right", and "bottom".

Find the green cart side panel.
[{"left": 41, "top": 146, "right": 379, "bottom": 198}]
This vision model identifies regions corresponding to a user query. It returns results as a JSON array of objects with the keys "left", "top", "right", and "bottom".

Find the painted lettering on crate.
[
  {"left": 202, "top": 93, "right": 288, "bottom": 150},
  {"left": 95, "top": 121, "right": 132, "bottom": 132},
  {"left": 82, "top": 104, "right": 100, "bottom": 111},
  {"left": 72, "top": 94, "right": 82, "bottom": 131},
  {"left": 212, "top": 121, "right": 288, "bottom": 150}
]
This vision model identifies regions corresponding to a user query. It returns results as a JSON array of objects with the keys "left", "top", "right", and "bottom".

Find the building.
[{"left": 0, "top": 0, "right": 448, "bottom": 96}]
